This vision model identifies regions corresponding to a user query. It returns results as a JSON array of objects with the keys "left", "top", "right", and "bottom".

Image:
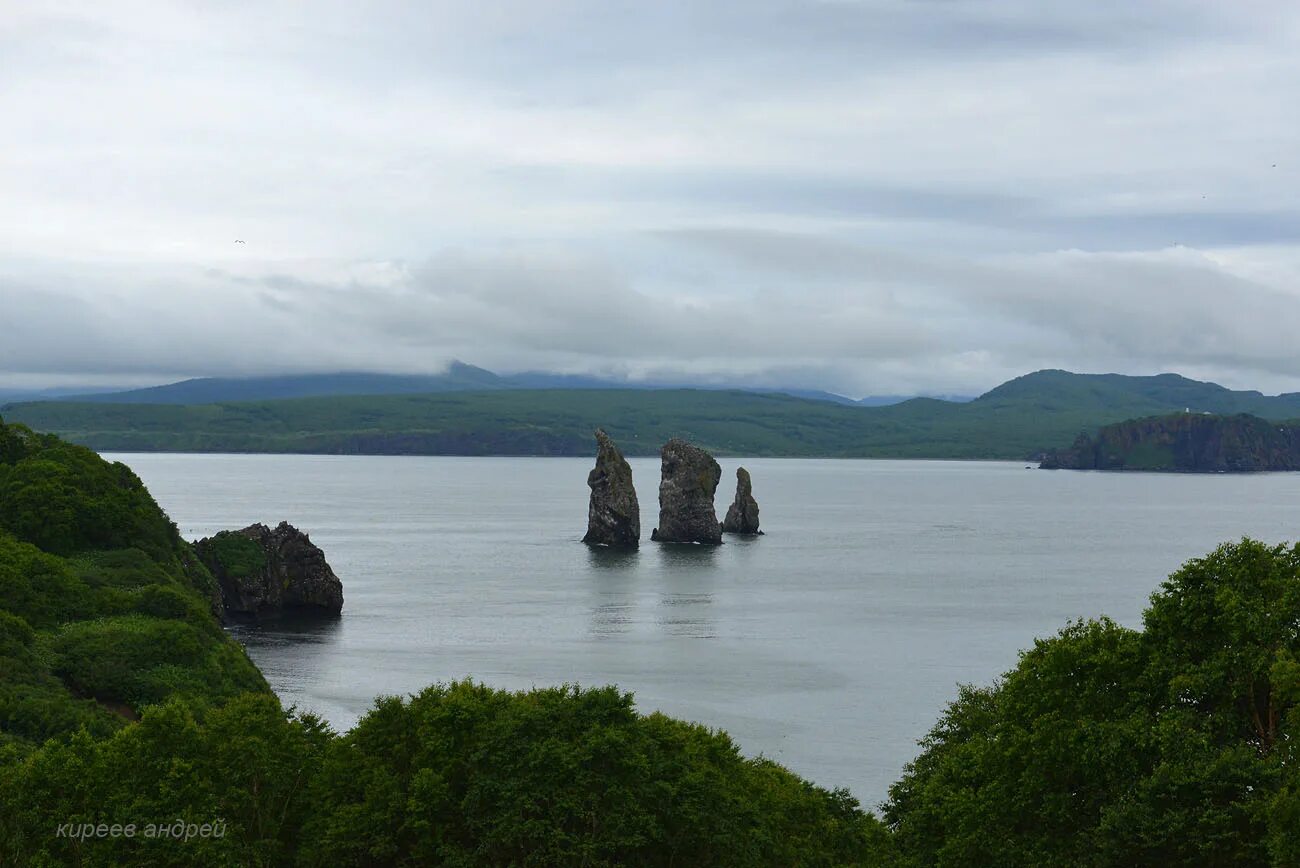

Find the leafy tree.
[
  {"left": 0, "top": 693, "right": 331, "bottom": 867},
  {"left": 886, "top": 618, "right": 1149, "bottom": 866},
  {"left": 886, "top": 539, "right": 1300, "bottom": 867},
  {"left": 299, "top": 680, "right": 895, "bottom": 867}
]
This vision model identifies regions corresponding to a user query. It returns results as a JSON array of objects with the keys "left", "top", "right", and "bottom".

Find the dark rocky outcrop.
[
  {"left": 194, "top": 522, "right": 343, "bottom": 618},
  {"left": 1039, "top": 413, "right": 1300, "bottom": 472},
  {"left": 651, "top": 439, "right": 722, "bottom": 544},
  {"left": 582, "top": 429, "right": 640, "bottom": 547},
  {"left": 721, "top": 466, "right": 762, "bottom": 534}
]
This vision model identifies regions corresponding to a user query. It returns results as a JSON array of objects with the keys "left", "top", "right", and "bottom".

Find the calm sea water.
[{"left": 106, "top": 453, "right": 1300, "bottom": 808}]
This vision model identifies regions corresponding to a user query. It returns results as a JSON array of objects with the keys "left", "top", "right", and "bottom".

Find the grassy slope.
[{"left": 8, "top": 369, "right": 1300, "bottom": 459}]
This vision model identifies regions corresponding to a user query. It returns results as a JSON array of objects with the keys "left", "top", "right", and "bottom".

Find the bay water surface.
[{"left": 108, "top": 453, "right": 1300, "bottom": 807}]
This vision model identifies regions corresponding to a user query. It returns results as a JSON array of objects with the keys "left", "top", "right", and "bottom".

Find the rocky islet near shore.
[{"left": 194, "top": 521, "right": 344, "bottom": 619}]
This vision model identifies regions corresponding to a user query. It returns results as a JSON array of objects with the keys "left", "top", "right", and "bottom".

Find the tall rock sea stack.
[
  {"left": 651, "top": 438, "right": 723, "bottom": 544},
  {"left": 721, "top": 466, "right": 762, "bottom": 534},
  {"left": 195, "top": 521, "right": 344, "bottom": 619},
  {"left": 582, "top": 429, "right": 640, "bottom": 547}
]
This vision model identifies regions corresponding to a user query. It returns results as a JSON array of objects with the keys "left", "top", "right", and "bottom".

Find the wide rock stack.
[
  {"left": 651, "top": 438, "right": 723, "bottom": 545},
  {"left": 582, "top": 429, "right": 640, "bottom": 547},
  {"left": 195, "top": 521, "right": 344, "bottom": 619},
  {"left": 721, "top": 466, "right": 762, "bottom": 535}
]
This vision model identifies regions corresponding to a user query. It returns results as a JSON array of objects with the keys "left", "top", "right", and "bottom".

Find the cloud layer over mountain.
[{"left": 4, "top": 1, "right": 1299, "bottom": 396}]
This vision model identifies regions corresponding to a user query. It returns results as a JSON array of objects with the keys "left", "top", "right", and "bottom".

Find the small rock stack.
[{"left": 721, "top": 466, "right": 762, "bottom": 535}]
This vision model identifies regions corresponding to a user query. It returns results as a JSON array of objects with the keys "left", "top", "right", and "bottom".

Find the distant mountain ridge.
[
  {"left": 44, "top": 362, "right": 965, "bottom": 407},
  {"left": 0, "top": 385, "right": 129, "bottom": 405},
  {"left": 53, "top": 363, "right": 506, "bottom": 405},
  {"left": 981, "top": 369, "right": 1300, "bottom": 416},
  {"left": 8, "top": 368, "right": 1300, "bottom": 460}
]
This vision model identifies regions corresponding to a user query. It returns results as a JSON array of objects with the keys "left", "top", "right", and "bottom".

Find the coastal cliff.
[{"left": 1039, "top": 412, "right": 1300, "bottom": 472}]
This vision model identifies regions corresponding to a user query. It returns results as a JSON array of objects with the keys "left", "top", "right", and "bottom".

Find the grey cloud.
[
  {"left": 4, "top": 2, "right": 1300, "bottom": 396},
  {"left": 654, "top": 228, "right": 1300, "bottom": 388},
  {"left": 517, "top": 169, "right": 1300, "bottom": 253},
  {"left": 6, "top": 233, "right": 1300, "bottom": 398}
]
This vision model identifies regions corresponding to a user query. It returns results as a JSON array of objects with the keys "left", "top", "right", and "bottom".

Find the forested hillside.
[{"left": 1041, "top": 412, "right": 1300, "bottom": 471}]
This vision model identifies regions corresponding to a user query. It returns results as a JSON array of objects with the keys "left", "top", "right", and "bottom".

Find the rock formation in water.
[
  {"left": 194, "top": 521, "right": 344, "bottom": 618},
  {"left": 1038, "top": 412, "right": 1300, "bottom": 472},
  {"left": 721, "top": 466, "right": 762, "bottom": 534},
  {"left": 582, "top": 428, "right": 640, "bottom": 547},
  {"left": 651, "top": 438, "right": 723, "bottom": 544}
]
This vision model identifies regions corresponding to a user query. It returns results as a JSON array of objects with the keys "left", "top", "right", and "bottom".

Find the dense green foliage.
[
  {"left": 298, "top": 681, "right": 891, "bottom": 866},
  {"left": 0, "top": 428, "right": 179, "bottom": 558},
  {"left": 1, "top": 680, "right": 895, "bottom": 867},
  {"left": 1041, "top": 412, "right": 1300, "bottom": 471},
  {"left": 0, "top": 693, "right": 332, "bottom": 866},
  {"left": 886, "top": 539, "right": 1300, "bottom": 866},
  {"left": 10, "top": 369, "right": 1300, "bottom": 459},
  {"left": 0, "top": 419, "right": 265, "bottom": 752},
  {"left": 195, "top": 530, "right": 267, "bottom": 580}
]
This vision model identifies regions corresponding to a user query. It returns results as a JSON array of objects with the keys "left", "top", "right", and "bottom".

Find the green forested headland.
[
  {"left": 3, "top": 414, "right": 1300, "bottom": 865},
  {"left": 8, "top": 369, "right": 1300, "bottom": 459},
  {"left": 1041, "top": 412, "right": 1300, "bottom": 471}
]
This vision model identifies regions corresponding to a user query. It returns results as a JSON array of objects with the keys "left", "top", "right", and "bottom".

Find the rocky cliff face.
[
  {"left": 1039, "top": 413, "right": 1300, "bottom": 472},
  {"left": 721, "top": 466, "right": 762, "bottom": 534},
  {"left": 194, "top": 521, "right": 344, "bottom": 618},
  {"left": 582, "top": 429, "right": 640, "bottom": 547},
  {"left": 651, "top": 438, "right": 722, "bottom": 544}
]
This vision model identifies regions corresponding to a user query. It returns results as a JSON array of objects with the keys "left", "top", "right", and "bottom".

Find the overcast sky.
[{"left": 4, "top": 1, "right": 1300, "bottom": 398}]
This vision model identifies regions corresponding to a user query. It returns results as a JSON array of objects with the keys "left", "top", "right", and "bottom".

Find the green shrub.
[
  {"left": 48, "top": 614, "right": 264, "bottom": 711},
  {"left": 197, "top": 530, "right": 266, "bottom": 579}
]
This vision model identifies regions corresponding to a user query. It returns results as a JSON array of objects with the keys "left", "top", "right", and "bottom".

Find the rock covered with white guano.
[{"left": 651, "top": 438, "right": 722, "bottom": 544}]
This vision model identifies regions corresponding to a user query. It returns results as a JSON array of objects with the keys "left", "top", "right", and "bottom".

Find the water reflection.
[
  {"left": 226, "top": 613, "right": 344, "bottom": 651},
  {"left": 654, "top": 542, "right": 723, "bottom": 567},
  {"left": 655, "top": 544, "right": 718, "bottom": 638},
  {"left": 585, "top": 546, "right": 641, "bottom": 638},
  {"left": 590, "top": 596, "right": 637, "bottom": 638},
  {"left": 584, "top": 545, "right": 641, "bottom": 570},
  {"left": 656, "top": 592, "right": 716, "bottom": 639}
]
